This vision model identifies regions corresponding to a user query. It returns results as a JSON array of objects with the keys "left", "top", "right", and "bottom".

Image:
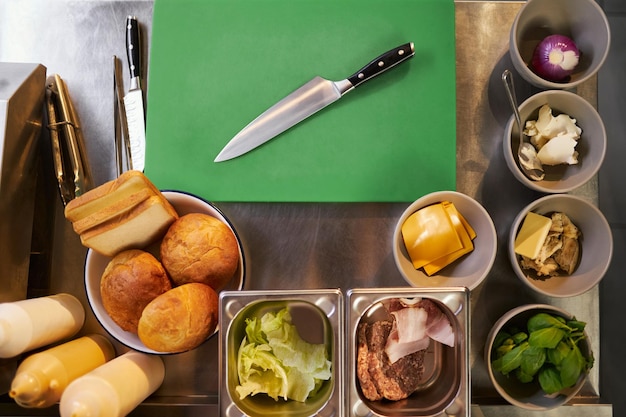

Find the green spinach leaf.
[
  {"left": 528, "top": 313, "right": 572, "bottom": 332},
  {"left": 515, "top": 367, "right": 533, "bottom": 383},
  {"left": 566, "top": 319, "right": 586, "bottom": 332},
  {"left": 529, "top": 327, "right": 566, "bottom": 349},
  {"left": 538, "top": 366, "right": 563, "bottom": 394},
  {"left": 499, "top": 342, "right": 529, "bottom": 374},
  {"left": 492, "top": 331, "right": 511, "bottom": 352},
  {"left": 512, "top": 331, "right": 528, "bottom": 344},
  {"left": 546, "top": 340, "right": 571, "bottom": 366},
  {"left": 559, "top": 344, "right": 585, "bottom": 387},
  {"left": 520, "top": 345, "right": 546, "bottom": 377}
]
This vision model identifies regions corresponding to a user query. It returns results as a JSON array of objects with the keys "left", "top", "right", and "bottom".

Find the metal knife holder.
[{"left": 45, "top": 74, "right": 93, "bottom": 206}]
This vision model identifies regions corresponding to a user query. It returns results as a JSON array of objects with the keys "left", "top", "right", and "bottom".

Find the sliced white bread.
[
  {"left": 64, "top": 170, "right": 159, "bottom": 223},
  {"left": 80, "top": 195, "right": 179, "bottom": 257},
  {"left": 71, "top": 187, "right": 154, "bottom": 235}
]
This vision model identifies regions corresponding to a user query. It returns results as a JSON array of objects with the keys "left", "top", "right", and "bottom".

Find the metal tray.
[{"left": 0, "top": 1, "right": 612, "bottom": 416}]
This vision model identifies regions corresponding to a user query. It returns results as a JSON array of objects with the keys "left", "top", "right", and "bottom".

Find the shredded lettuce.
[{"left": 236, "top": 308, "right": 332, "bottom": 402}]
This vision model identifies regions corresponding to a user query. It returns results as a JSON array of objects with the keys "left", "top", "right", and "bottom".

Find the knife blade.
[
  {"left": 114, "top": 55, "right": 132, "bottom": 176},
  {"left": 214, "top": 42, "right": 415, "bottom": 162},
  {"left": 123, "top": 15, "right": 146, "bottom": 172}
]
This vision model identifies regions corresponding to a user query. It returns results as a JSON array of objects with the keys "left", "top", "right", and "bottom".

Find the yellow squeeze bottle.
[
  {"left": 0, "top": 293, "right": 85, "bottom": 358},
  {"left": 9, "top": 334, "right": 115, "bottom": 408},
  {"left": 60, "top": 351, "right": 165, "bottom": 417}
]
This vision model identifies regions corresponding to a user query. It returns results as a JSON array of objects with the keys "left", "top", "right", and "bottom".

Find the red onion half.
[{"left": 531, "top": 34, "right": 580, "bottom": 82}]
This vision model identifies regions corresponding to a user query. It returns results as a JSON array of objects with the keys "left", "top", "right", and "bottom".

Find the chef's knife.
[
  {"left": 123, "top": 15, "right": 146, "bottom": 172},
  {"left": 114, "top": 55, "right": 132, "bottom": 176},
  {"left": 214, "top": 42, "right": 415, "bottom": 162}
]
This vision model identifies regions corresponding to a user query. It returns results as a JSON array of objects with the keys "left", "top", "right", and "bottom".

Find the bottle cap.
[
  {"left": 9, "top": 371, "right": 46, "bottom": 407},
  {"left": 63, "top": 390, "right": 102, "bottom": 417}
]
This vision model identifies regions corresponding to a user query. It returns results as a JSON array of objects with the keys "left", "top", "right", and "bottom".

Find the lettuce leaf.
[{"left": 236, "top": 308, "right": 332, "bottom": 402}]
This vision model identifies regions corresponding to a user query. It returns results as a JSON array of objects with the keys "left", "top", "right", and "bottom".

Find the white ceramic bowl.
[
  {"left": 393, "top": 191, "right": 497, "bottom": 291},
  {"left": 508, "top": 194, "right": 612, "bottom": 298},
  {"left": 485, "top": 304, "right": 593, "bottom": 410},
  {"left": 503, "top": 90, "right": 606, "bottom": 193},
  {"left": 85, "top": 190, "right": 245, "bottom": 354},
  {"left": 509, "top": 0, "right": 610, "bottom": 89}
]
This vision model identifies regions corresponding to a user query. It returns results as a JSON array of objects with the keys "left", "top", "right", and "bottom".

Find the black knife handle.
[
  {"left": 347, "top": 42, "right": 415, "bottom": 88},
  {"left": 125, "top": 16, "right": 141, "bottom": 81}
]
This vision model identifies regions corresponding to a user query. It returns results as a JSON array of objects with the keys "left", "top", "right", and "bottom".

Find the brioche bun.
[
  {"left": 100, "top": 249, "right": 172, "bottom": 333},
  {"left": 160, "top": 213, "right": 238, "bottom": 290},
  {"left": 138, "top": 283, "right": 219, "bottom": 353}
]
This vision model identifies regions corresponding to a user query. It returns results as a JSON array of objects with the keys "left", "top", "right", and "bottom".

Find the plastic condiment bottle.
[
  {"left": 9, "top": 334, "right": 115, "bottom": 408},
  {"left": 0, "top": 293, "right": 85, "bottom": 358},
  {"left": 59, "top": 351, "right": 165, "bottom": 417}
]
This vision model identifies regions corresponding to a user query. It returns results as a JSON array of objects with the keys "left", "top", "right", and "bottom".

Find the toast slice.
[
  {"left": 64, "top": 170, "right": 159, "bottom": 223},
  {"left": 71, "top": 187, "right": 154, "bottom": 235},
  {"left": 64, "top": 170, "right": 179, "bottom": 257},
  {"left": 80, "top": 195, "right": 179, "bottom": 257}
]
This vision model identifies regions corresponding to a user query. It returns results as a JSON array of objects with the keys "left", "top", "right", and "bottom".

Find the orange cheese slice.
[
  {"left": 401, "top": 203, "right": 464, "bottom": 270},
  {"left": 401, "top": 201, "right": 477, "bottom": 276},
  {"left": 444, "top": 201, "right": 476, "bottom": 240},
  {"left": 422, "top": 202, "right": 475, "bottom": 276}
]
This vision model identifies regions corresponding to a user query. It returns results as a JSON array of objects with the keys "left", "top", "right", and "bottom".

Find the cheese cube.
[{"left": 514, "top": 212, "right": 552, "bottom": 259}]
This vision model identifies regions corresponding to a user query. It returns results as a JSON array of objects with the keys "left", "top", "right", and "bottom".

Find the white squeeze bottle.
[
  {"left": 60, "top": 351, "right": 165, "bottom": 417},
  {"left": 9, "top": 334, "right": 115, "bottom": 408},
  {"left": 0, "top": 293, "right": 85, "bottom": 358}
]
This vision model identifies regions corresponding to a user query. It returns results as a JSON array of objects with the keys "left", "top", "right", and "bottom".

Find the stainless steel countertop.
[{"left": 0, "top": 0, "right": 612, "bottom": 415}]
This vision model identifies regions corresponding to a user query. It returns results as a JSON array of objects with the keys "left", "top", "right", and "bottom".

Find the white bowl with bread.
[{"left": 70, "top": 171, "right": 245, "bottom": 354}]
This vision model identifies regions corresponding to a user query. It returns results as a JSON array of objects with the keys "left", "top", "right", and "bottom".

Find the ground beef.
[{"left": 356, "top": 319, "right": 425, "bottom": 401}]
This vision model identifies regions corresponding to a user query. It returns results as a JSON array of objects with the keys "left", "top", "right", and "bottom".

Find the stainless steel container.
[
  {"left": 0, "top": 62, "right": 46, "bottom": 303},
  {"left": 220, "top": 289, "right": 344, "bottom": 417},
  {"left": 347, "top": 287, "right": 470, "bottom": 417},
  {"left": 0, "top": 62, "right": 46, "bottom": 395}
]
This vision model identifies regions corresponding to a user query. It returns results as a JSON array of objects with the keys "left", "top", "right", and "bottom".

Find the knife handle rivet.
[
  {"left": 377, "top": 60, "right": 385, "bottom": 67},
  {"left": 398, "top": 49, "right": 405, "bottom": 56}
]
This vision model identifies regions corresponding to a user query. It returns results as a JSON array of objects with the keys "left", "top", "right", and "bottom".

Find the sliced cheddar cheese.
[
  {"left": 401, "top": 203, "right": 463, "bottom": 270},
  {"left": 422, "top": 202, "right": 475, "bottom": 276},
  {"left": 401, "top": 201, "right": 477, "bottom": 275},
  {"left": 444, "top": 201, "right": 476, "bottom": 240},
  {"left": 514, "top": 212, "right": 552, "bottom": 259}
]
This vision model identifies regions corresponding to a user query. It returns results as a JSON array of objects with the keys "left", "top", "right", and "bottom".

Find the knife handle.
[
  {"left": 347, "top": 42, "right": 415, "bottom": 88},
  {"left": 125, "top": 16, "right": 141, "bottom": 85}
]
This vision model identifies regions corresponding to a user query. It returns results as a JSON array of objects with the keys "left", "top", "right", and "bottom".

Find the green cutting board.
[{"left": 146, "top": 0, "right": 456, "bottom": 202}]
